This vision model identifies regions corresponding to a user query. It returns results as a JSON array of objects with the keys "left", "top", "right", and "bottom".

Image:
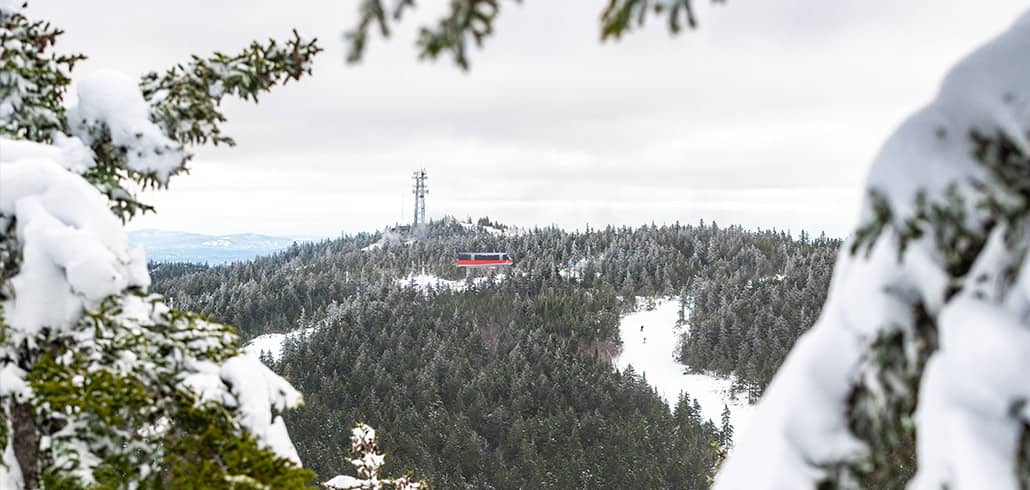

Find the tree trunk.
[{"left": 12, "top": 400, "right": 38, "bottom": 490}]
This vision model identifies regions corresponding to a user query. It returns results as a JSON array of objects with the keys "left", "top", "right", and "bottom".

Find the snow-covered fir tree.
[
  {"left": 716, "top": 10, "right": 1030, "bottom": 490},
  {"left": 0, "top": 2, "right": 331, "bottom": 487}
]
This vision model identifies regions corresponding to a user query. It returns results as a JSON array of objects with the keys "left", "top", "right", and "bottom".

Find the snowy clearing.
[
  {"left": 395, "top": 273, "right": 469, "bottom": 291},
  {"left": 615, "top": 298, "right": 755, "bottom": 434},
  {"left": 395, "top": 272, "right": 508, "bottom": 292},
  {"left": 361, "top": 241, "right": 384, "bottom": 252},
  {"left": 459, "top": 221, "right": 512, "bottom": 236},
  {"left": 243, "top": 328, "right": 315, "bottom": 363}
]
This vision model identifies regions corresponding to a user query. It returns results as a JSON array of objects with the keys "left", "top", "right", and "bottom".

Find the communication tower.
[{"left": 412, "top": 169, "right": 428, "bottom": 226}]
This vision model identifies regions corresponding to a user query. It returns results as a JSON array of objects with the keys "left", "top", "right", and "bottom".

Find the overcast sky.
[{"left": 28, "top": 1, "right": 1029, "bottom": 237}]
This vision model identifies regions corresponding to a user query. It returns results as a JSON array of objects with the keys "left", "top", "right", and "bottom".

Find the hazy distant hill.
[{"left": 129, "top": 229, "right": 306, "bottom": 264}]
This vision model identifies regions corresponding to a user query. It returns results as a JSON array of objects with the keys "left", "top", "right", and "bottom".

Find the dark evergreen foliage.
[
  {"left": 680, "top": 229, "right": 838, "bottom": 398},
  {"left": 151, "top": 218, "right": 837, "bottom": 487}
]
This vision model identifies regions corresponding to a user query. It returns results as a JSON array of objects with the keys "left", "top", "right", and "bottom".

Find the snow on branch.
[
  {"left": 67, "top": 32, "right": 321, "bottom": 220},
  {"left": 0, "top": 149, "right": 149, "bottom": 338},
  {"left": 68, "top": 70, "right": 187, "bottom": 185},
  {"left": 715, "top": 10, "right": 1030, "bottom": 489},
  {"left": 183, "top": 353, "right": 306, "bottom": 463},
  {"left": 0, "top": 5, "right": 322, "bottom": 486}
]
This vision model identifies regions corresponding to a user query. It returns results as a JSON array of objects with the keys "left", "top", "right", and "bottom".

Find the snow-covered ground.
[
  {"left": 396, "top": 273, "right": 469, "bottom": 291},
  {"left": 615, "top": 298, "right": 755, "bottom": 434},
  {"left": 243, "top": 328, "right": 315, "bottom": 362},
  {"left": 459, "top": 221, "right": 513, "bottom": 236},
  {"left": 395, "top": 272, "right": 508, "bottom": 292}
]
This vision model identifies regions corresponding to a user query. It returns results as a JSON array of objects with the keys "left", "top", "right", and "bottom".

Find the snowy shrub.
[
  {"left": 323, "top": 423, "right": 425, "bottom": 490},
  {"left": 0, "top": 2, "right": 323, "bottom": 488},
  {"left": 716, "top": 10, "right": 1030, "bottom": 490}
]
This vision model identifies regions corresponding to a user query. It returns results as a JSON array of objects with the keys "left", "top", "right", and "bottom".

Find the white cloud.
[{"left": 28, "top": 0, "right": 1029, "bottom": 237}]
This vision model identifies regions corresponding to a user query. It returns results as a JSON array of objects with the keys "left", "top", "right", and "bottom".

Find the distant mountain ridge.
[{"left": 129, "top": 229, "right": 307, "bottom": 264}]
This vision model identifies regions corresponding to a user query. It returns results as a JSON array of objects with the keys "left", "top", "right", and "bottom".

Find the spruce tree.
[
  {"left": 0, "top": 3, "right": 322, "bottom": 487},
  {"left": 718, "top": 404, "right": 733, "bottom": 451}
]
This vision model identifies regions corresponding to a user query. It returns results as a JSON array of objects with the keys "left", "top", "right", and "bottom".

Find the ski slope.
[{"left": 615, "top": 298, "right": 755, "bottom": 435}]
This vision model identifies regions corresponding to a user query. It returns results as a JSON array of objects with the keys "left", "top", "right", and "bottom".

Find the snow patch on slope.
[
  {"left": 396, "top": 273, "right": 468, "bottom": 291},
  {"left": 243, "top": 328, "right": 316, "bottom": 363},
  {"left": 615, "top": 298, "right": 754, "bottom": 433},
  {"left": 395, "top": 272, "right": 506, "bottom": 292},
  {"left": 459, "top": 221, "right": 522, "bottom": 236}
]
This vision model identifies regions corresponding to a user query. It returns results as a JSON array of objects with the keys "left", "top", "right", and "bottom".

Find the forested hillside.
[
  {"left": 681, "top": 232, "right": 838, "bottom": 400},
  {"left": 151, "top": 218, "right": 838, "bottom": 487}
]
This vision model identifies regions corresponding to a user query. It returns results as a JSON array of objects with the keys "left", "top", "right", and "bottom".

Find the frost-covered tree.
[
  {"left": 323, "top": 423, "right": 425, "bottom": 490},
  {"left": 716, "top": 11, "right": 1030, "bottom": 490},
  {"left": 0, "top": 2, "right": 324, "bottom": 488}
]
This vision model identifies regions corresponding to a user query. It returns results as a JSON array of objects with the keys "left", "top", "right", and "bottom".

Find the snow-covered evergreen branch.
[
  {"left": 716, "top": 10, "right": 1030, "bottom": 490},
  {"left": 0, "top": 2, "right": 323, "bottom": 487}
]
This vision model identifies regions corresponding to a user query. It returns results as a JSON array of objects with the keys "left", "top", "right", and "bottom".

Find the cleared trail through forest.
[{"left": 615, "top": 298, "right": 754, "bottom": 434}]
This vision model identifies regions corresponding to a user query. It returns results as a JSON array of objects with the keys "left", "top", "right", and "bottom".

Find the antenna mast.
[{"left": 412, "top": 169, "right": 428, "bottom": 226}]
